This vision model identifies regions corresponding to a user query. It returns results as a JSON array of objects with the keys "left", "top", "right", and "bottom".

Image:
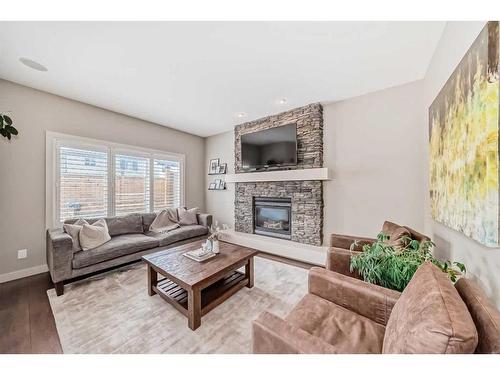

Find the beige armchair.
[
  {"left": 326, "top": 221, "right": 430, "bottom": 279},
  {"left": 252, "top": 262, "right": 498, "bottom": 354}
]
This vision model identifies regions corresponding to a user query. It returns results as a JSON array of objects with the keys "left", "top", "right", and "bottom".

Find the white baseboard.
[
  {"left": 0, "top": 264, "right": 49, "bottom": 284},
  {"left": 220, "top": 229, "right": 327, "bottom": 266}
]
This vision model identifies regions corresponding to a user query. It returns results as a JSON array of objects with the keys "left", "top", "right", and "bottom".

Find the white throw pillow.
[
  {"left": 79, "top": 218, "right": 111, "bottom": 251},
  {"left": 150, "top": 208, "right": 180, "bottom": 233},
  {"left": 177, "top": 207, "right": 198, "bottom": 226},
  {"left": 63, "top": 218, "right": 89, "bottom": 252}
]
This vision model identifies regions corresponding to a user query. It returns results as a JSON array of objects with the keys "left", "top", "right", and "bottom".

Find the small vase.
[{"left": 212, "top": 240, "right": 220, "bottom": 254}]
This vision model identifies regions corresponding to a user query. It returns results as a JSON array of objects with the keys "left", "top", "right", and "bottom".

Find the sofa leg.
[{"left": 55, "top": 281, "right": 64, "bottom": 296}]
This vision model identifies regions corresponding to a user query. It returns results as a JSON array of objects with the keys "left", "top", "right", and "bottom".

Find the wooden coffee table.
[{"left": 142, "top": 240, "right": 258, "bottom": 330}]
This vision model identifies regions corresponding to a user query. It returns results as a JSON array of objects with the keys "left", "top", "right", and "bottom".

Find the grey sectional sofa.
[{"left": 46, "top": 212, "right": 212, "bottom": 296}]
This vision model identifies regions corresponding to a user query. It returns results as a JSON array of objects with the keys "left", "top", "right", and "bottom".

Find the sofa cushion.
[
  {"left": 79, "top": 218, "right": 111, "bottom": 251},
  {"left": 455, "top": 278, "right": 500, "bottom": 353},
  {"left": 383, "top": 262, "right": 478, "bottom": 354},
  {"left": 146, "top": 225, "right": 208, "bottom": 247},
  {"left": 63, "top": 218, "right": 88, "bottom": 252},
  {"left": 142, "top": 213, "right": 157, "bottom": 233},
  {"left": 177, "top": 207, "right": 198, "bottom": 226},
  {"left": 65, "top": 214, "right": 143, "bottom": 236},
  {"left": 381, "top": 221, "right": 410, "bottom": 246},
  {"left": 72, "top": 233, "right": 159, "bottom": 269},
  {"left": 285, "top": 293, "right": 385, "bottom": 354},
  {"left": 106, "top": 214, "right": 143, "bottom": 236}
]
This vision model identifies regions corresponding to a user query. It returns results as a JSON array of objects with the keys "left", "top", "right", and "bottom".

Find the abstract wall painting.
[{"left": 429, "top": 21, "right": 499, "bottom": 247}]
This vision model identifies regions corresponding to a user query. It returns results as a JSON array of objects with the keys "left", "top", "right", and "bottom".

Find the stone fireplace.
[{"left": 233, "top": 103, "right": 324, "bottom": 246}]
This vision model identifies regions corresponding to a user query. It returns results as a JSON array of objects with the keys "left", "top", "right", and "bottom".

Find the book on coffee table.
[{"left": 183, "top": 248, "right": 217, "bottom": 262}]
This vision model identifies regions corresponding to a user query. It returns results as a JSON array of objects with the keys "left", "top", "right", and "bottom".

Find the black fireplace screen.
[{"left": 253, "top": 197, "right": 292, "bottom": 240}]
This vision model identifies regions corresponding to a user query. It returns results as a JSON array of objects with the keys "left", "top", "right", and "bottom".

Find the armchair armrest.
[
  {"left": 308, "top": 267, "right": 401, "bottom": 326},
  {"left": 196, "top": 213, "right": 213, "bottom": 228},
  {"left": 46, "top": 229, "right": 74, "bottom": 283},
  {"left": 252, "top": 311, "right": 337, "bottom": 354},
  {"left": 330, "top": 233, "right": 375, "bottom": 250},
  {"left": 326, "top": 247, "right": 362, "bottom": 279}
]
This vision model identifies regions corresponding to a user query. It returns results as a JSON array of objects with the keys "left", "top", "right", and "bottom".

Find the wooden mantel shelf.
[{"left": 225, "top": 168, "right": 331, "bottom": 183}]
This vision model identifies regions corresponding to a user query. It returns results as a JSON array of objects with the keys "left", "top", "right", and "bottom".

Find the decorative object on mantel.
[
  {"left": 429, "top": 21, "right": 500, "bottom": 247},
  {"left": 208, "top": 178, "right": 226, "bottom": 190},
  {"left": 0, "top": 113, "right": 18, "bottom": 140},
  {"left": 209, "top": 158, "right": 219, "bottom": 174},
  {"left": 218, "top": 163, "right": 227, "bottom": 174},
  {"left": 208, "top": 158, "right": 228, "bottom": 190}
]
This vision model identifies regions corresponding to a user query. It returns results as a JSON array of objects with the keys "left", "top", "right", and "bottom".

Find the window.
[
  {"left": 48, "top": 132, "right": 184, "bottom": 227},
  {"left": 59, "top": 146, "right": 108, "bottom": 222},
  {"left": 115, "top": 154, "right": 150, "bottom": 216},
  {"left": 153, "top": 159, "right": 181, "bottom": 211}
]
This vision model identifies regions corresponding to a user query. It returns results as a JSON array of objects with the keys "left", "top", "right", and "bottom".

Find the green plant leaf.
[
  {"left": 454, "top": 262, "right": 466, "bottom": 273},
  {"left": 0, "top": 128, "right": 7, "bottom": 137},
  {"left": 3, "top": 115, "right": 12, "bottom": 125},
  {"left": 6, "top": 131, "right": 11, "bottom": 140},
  {"left": 6, "top": 125, "right": 18, "bottom": 135},
  {"left": 0, "top": 116, "right": 3, "bottom": 128}
]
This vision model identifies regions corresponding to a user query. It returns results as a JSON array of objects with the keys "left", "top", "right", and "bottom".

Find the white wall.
[
  {"left": 204, "top": 130, "right": 235, "bottom": 227},
  {"left": 323, "top": 80, "right": 425, "bottom": 239},
  {"left": 0, "top": 79, "right": 205, "bottom": 277},
  {"left": 423, "top": 21, "right": 500, "bottom": 306}
]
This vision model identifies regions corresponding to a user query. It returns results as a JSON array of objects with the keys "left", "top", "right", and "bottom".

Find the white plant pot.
[{"left": 212, "top": 240, "right": 220, "bottom": 254}]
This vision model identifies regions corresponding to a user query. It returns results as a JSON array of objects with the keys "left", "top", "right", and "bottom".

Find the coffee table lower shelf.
[{"left": 153, "top": 270, "right": 248, "bottom": 317}]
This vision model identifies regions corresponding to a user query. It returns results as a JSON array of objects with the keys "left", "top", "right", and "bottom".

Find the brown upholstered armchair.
[
  {"left": 252, "top": 263, "right": 500, "bottom": 354},
  {"left": 326, "top": 221, "right": 430, "bottom": 279}
]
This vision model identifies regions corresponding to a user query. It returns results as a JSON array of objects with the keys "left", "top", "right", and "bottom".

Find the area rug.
[{"left": 47, "top": 257, "right": 308, "bottom": 353}]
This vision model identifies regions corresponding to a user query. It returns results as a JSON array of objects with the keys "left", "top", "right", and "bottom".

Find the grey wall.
[
  {"left": 323, "top": 80, "right": 425, "bottom": 238},
  {"left": 0, "top": 79, "right": 205, "bottom": 276},
  {"left": 204, "top": 130, "right": 235, "bottom": 227},
  {"left": 422, "top": 21, "right": 500, "bottom": 306}
]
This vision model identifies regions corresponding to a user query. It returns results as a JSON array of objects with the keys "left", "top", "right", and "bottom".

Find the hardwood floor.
[
  {"left": 0, "top": 254, "right": 316, "bottom": 354},
  {"left": 0, "top": 272, "right": 62, "bottom": 354}
]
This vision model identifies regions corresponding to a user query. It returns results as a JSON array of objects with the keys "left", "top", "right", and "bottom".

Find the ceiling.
[{"left": 0, "top": 22, "right": 445, "bottom": 137}]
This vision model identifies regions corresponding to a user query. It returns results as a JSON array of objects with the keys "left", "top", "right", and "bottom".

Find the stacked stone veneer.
[
  {"left": 234, "top": 103, "right": 323, "bottom": 172},
  {"left": 234, "top": 103, "right": 324, "bottom": 246}
]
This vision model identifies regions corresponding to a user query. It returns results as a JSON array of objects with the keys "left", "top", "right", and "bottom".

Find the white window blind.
[
  {"left": 58, "top": 146, "right": 108, "bottom": 222},
  {"left": 49, "top": 132, "right": 185, "bottom": 227},
  {"left": 153, "top": 159, "right": 181, "bottom": 211},
  {"left": 115, "top": 154, "right": 150, "bottom": 216}
]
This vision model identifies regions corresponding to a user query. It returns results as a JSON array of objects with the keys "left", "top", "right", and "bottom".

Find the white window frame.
[{"left": 46, "top": 131, "right": 185, "bottom": 229}]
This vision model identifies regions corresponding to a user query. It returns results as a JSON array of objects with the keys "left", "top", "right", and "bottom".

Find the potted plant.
[
  {"left": 350, "top": 232, "right": 466, "bottom": 292},
  {"left": 0, "top": 113, "right": 18, "bottom": 140}
]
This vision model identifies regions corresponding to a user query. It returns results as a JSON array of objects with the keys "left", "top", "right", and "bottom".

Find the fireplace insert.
[{"left": 253, "top": 197, "right": 292, "bottom": 240}]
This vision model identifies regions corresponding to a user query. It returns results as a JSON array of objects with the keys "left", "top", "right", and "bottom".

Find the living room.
[{"left": 1, "top": 0, "right": 500, "bottom": 371}]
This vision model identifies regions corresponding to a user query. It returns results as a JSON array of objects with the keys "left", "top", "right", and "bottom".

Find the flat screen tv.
[{"left": 241, "top": 123, "right": 297, "bottom": 171}]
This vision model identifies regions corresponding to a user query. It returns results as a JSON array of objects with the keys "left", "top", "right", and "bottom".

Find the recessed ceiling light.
[
  {"left": 278, "top": 98, "right": 288, "bottom": 105},
  {"left": 236, "top": 112, "right": 247, "bottom": 118},
  {"left": 19, "top": 57, "right": 48, "bottom": 72}
]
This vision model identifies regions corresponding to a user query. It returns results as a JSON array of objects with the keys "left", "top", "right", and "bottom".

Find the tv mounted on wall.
[{"left": 241, "top": 123, "right": 297, "bottom": 171}]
